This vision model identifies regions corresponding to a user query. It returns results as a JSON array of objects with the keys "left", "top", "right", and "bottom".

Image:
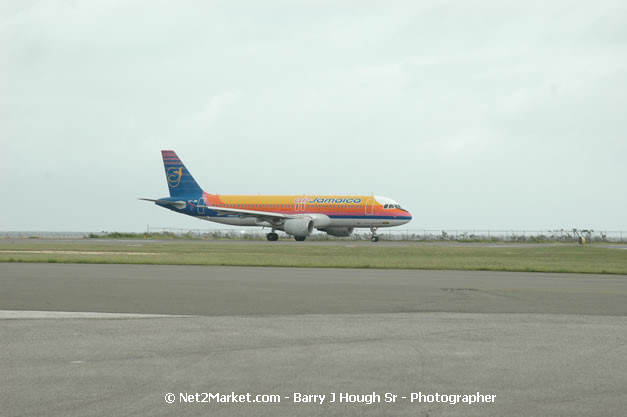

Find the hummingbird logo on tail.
[{"left": 166, "top": 167, "right": 183, "bottom": 188}]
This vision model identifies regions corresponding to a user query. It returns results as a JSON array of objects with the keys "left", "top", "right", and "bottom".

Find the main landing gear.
[
  {"left": 266, "top": 232, "right": 307, "bottom": 241},
  {"left": 370, "top": 227, "right": 379, "bottom": 242}
]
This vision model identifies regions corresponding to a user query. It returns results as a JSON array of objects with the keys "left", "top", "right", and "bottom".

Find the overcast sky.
[{"left": 1, "top": 0, "right": 626, "bottom": 232}]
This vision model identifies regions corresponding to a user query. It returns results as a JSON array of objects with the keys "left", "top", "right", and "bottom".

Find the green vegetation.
[
  {"left": 82, "top": 228, "right": 626, "bottom": 243},
  {"left": 87, "top": 231, "right": 265, "bottom": 240},
  {"left": 0, "top": 241, "right": 625, "bottom": 274}
]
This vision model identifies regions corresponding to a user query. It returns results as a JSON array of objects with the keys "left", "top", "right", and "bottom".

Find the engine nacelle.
[
  {"left": 307, "top": 213, "right": 331, "bottom": 228},
  {"left": 320, "top": 227, "right": 354, "bottom": 237},
  {"left": 283, "top": 218, "right": 314, "bottom": 237}
]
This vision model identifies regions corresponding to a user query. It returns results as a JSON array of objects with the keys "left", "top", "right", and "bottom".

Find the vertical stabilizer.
[{"left": 161, "top": 150, "right": 203, "bottom": 197}]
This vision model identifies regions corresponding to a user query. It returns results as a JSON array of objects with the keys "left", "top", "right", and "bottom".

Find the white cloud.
[
  {"left": 1, "top": 0, "right": 626, "bottom": 231},
  {"left": 177, "top": 91, "right": 242, "bottom": 132}
]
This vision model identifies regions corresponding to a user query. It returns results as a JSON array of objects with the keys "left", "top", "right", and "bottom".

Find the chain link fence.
[
  {"left": 2, "top": 228, "right": 625, "bottom": 242},
  {"left": 143, "top": 227, "right": 627, "bottom": 242},
  {"left": 0, "top": 231, "right": 90, "bottom": 239}
]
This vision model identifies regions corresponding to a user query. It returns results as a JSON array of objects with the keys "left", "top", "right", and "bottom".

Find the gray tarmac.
[
  {"left": 1, "top": 263, "right": 626, "bottom": 417},
  {"left": 1, "top": 263, "right": 626, "bottom": 316}
]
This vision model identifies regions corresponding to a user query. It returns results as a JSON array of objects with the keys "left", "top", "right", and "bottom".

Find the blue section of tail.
[{"left": 161, "top": 150, "right": 203, "bottom": 197}]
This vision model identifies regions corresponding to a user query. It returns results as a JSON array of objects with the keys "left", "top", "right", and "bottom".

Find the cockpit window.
[{"left": 383, "top": 203, "right": 408, "bottom": 212}]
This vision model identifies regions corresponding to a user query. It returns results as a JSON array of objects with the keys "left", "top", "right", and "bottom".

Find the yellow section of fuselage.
[
  {"left": 216, "top": 195, "right": 368, "bottom": 205},
  {"left": 206, "top": 195, "right": 375, "bottom": 215}
]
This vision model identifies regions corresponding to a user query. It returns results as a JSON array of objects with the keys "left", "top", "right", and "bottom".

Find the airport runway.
[
  {"left": 1, "top": 263, "right": 626, "bottom": 316},
  {"left": 1, "top": 263, "right": 626, "bottom": 416}
]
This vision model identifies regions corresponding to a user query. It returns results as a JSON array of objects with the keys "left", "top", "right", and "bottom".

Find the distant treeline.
[{"left": 86, "top": 229, "right": 626, "bottom": 243}]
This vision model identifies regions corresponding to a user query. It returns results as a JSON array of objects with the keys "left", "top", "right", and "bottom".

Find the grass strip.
[{"left": 1, "top": 241, "right": 626, "bottom": 274}]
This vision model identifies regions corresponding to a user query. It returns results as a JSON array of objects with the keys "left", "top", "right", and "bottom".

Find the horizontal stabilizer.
[{"left": 139, "top": 198, "right": 187, "bottom": 209}]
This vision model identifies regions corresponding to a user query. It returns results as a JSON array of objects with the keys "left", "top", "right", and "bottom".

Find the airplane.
[{"left": 141, "top": 150, "right": 412, "bottom": 242}]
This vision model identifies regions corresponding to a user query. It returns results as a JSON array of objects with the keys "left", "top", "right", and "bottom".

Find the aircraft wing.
[
  {"left": 200, "top": 206, "right": 292, "bottom": 222},
  {"left": 200, "top": 206, "right": 330, "bottom": 228}
]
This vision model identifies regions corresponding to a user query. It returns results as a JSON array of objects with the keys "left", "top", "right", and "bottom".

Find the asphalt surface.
[
  {"left": 1, "top": 264, "right": 626, "bottom": 316},
  {"left": 1, "top": 263, "right": 626, "bottom": 417}
]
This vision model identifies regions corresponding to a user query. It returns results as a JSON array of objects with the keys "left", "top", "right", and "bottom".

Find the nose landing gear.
[
  {"left": 266, "top": 232, "right": 279, "bottom": 241},
  {"left": 370, "top": 227, "right": 379, "bottom": 242}
]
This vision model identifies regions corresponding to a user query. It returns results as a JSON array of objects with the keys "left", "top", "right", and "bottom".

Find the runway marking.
[
  {"left": 0, "top": 310, "right": 193, "bottom": 319},
  {"left": 0, "top": 250, "right": 161, "bottom": 256}
]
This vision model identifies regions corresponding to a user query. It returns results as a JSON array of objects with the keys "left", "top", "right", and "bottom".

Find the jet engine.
[
  {"left": 283, "top": 218, "right": 314, "bottom": 237},
  {"left": 320, "top": 227, "right": 354, "bottom": 237}
]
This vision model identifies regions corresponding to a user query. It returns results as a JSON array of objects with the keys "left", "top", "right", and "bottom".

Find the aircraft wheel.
[
  {"left": 266, "top": 232, "right": 279, "bottom": 241},
  {"left": 294, "top": 236, "right": 306, "bottom": 241},
  {"left": 371, "top": 236, "right": 379, "bottom": 242}
]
